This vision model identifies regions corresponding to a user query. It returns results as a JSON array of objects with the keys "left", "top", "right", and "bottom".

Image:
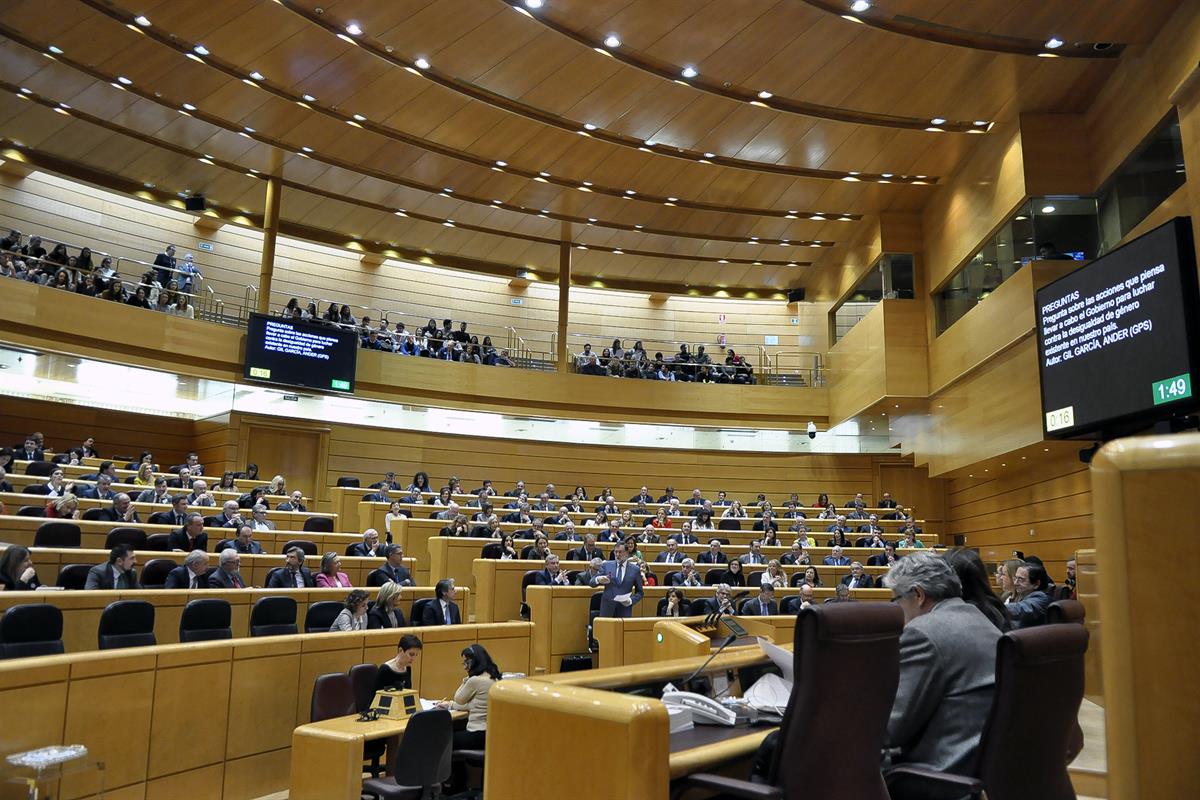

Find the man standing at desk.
[{"left": 592, "top": 542, "right": 643, "bottom": 617}]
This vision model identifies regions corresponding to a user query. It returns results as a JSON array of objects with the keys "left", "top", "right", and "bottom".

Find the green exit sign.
[
  {"left": 330, "top": 379, "right": 351, "bottom": 391},
  {"left": 1152, "top": 373, "right": 1192, "bottom": 405}
]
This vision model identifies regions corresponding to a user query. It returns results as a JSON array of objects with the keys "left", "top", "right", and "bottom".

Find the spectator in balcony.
[
  {"left": 48, "top": 268, "right": 73, "bottom": 292},
  {"left": 125, "top": 284, "right": 151, "bottom": 309},
  {"left": 0, "top": 229, "right": 21, "bottom": 251},
  {"left": 362, "top": 329, "right": 388, "bottom": 350},
  {"left": 43, "top": 242, "right": 67, "bottom": 268},
  {"left": 576, "top": 343, "right": 602, "bottom": 375},
  {"left": 152, "top": 243, "right": 176, "bottom": 285},
  {"left": 21, "top": 235, "right": 46, "bottom": 262},
  {"left": 655, "top": 361, "right": 676, "bottom": 381},
  {"left": 726, "top": 348, "right": 753, "bottom": 384},
  {"left": 166, "top": 292, "right": 194, "bottom": 319},
  {"left": 176, "top": 252, "right": 201, "bottom": 293},
  {"left": 493, "top": 349, "right": 515, "bottom": 367}
]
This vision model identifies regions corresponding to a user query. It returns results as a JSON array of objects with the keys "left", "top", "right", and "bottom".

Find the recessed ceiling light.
[
  {"left": 667, "top": 197, "right": 678, "bottom": 202},
  {"left": 301, "top": 146, "right": 314, "bottom": 153},
  {"left": 757, "top": 90, "right": 773, "bottom": 100},
  {"left": 582, "top": 181, "right": 593, "bottom": 187},
  {"left": 576, "top": 244, "right": 587, "bottom": 250},
  {"left": 48, "top": 45, "right": 63, "bottom": 54},
  {"left": 524, "top": 0, "right": 543, "bottom": 7},
  {"left": 116, "top": 76, "right": 132, "bottom": 85},
  {"left": 850, "top": 0, "right": 870, "bottom": 11},
  {"left": 930, "top": 117, "right": 946, "bottom": 125},
  {"left": 1041, "top": 205, "right": 1056, "bottom": 213},
  {"left": 443, "top": 220, "right": 455, "bottom": 227},
  {"left": 18, "top": 87, "right": 31, "bottom": 94},
  {"left": 443, "top": 187, "right": 454, "bottom": 193},
  {"left": 394, "top": 209, "right": 407, "bottom": 216},
  {"left": 353, "top": 113, "right": 367, "bottom": 121},
  {"left": 1045, "top": 37, "right": 1064, "bottom": 49},
  {"left": 681, "top": 65, "right": 698, "bottom": 79},
  {"left": 1015, "top": 214, "right": 1028, "bottom": 220},
  {"left": 243, "top": 126, "right": 255, "bottom": 133},
  {"left": 495, "top": 160, "right": 507, "bottom": 167},
  {"left": 193, "top": 44, "right": 209, "bottom": 56},
  {"left": 414, "top": 57, "right": 431, "bottom": 70},
  {"left": 492, "top": 199, "right": 503, "bottom": 204},
  {"left": 346, "top": 22, "right": 363, "bottom": 36},
  {"left": 302, "top": 94, "right": 316, "bottom": 102},
  {"left": 718, "top": 259, "right": 729, "bottom": 264},
  {"left": 134, "top": 15, "right": 151, "bottom": 27},
  {"left": 613, "top": 250, "right": 624, "bottom": 255},
  {"left": 625, "top": 189, "right": 636, "bottom": 195},
  {"left": 974, "top": 120, "right": 988, "bottom": 127},
  {"left": 810, "top": 214, "right": 825, "bottom": 221},
  {"left": 249, "top": 71, "right": 264, "bottom": 80},
  {"left": 583, "top": 123, "right": 597, "bottom": 130},
  {"left": 703, "top": 152, "right": 716, "bottom": 159},
  {"left": 604, "top": 34, "right": 621, "bottom": 48},
  {"left": 587, "top": 217, "right": 598, "bottom": 223},
  {"left": 634, "top": 224, "right": 643, "bottom": 229},
  {"left": 538, "top": 171, "right": 550, "bottom": 177},
  {"left": 842, "top": 175, "right": 861, "bottom": 182}
]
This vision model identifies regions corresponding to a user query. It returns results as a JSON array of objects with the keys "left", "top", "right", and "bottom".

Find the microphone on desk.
[{"left": 680, "top": 631, "right": 740, "bottom": 687}]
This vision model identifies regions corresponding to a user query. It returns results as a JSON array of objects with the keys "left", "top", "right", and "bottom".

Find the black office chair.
[
  {"left": 97, "top": 600, "right": 157, "bottom": 650},
  {"left": 703, "top": 569, "right": 725, "bottom": 586},
  {"left": 303, "top": 516, "right": 334, "bottom": 533},
  {"left": 33, "top": 521, "right": 81, "bottom": 548},
  {"left": 335, "top": 476, "right": 361, "bottom": 488},
  {"left": 781, "top": 596, "right": 804, "bottom": 614},
  {"left": 179, "top": 599, "right": 233, "bottom": 642},
  {"left": 139, "top": 559, "right": 177, "bottom": 588},
  {"left": 146, "top": 511, "right": 174, "bottom": 525},
  {"left": 362, "top": 708, "right": 453, "bottom": 800},
  {"left": 0, "top": 604, "right": 65, "bottom": 659},
  {"left": 105, "top": 527, "right": 148, "bottom": 550},
  {"left": 145, "top": 533, "right": 171, "bottom": 551},
  {"left": 348, "top": 663, "right": 387, "bottom": 777},
  {"left": 15, "top": 505, "right": 45, "bottom": 517},
  {"left": 282, "top": 539, "right": 318, "bottom": 556},
  {"left": 410, "top": 598, "right": 435, "bottom": 627},
  {"left": 586, "top": 591, "right": 604, "bottom": 652},
  {"left": 305, "top": 601, "right": 344, "bottom": 633},
  {"left": 663, "top": 571, "right": 682, "bottom": 586},
  {"left": 215, "top": 539, "right": 236, "bottom": 553},
  {"left": 249, "top": 596, "right": 298, "bottom": 636},
  {"left": 24, "top": 461, "right": 55, "bottom": 477},
  {"left": 480, "top": 543, "right": 503, "bottom": 559},
  {"left": 55, "top": 563, "right": 92, "bottom": 590},
  {"left": 22, "top": 484, "right": 49, "bottom": 495},
  {"left": 365, "top": 568, "right": 395, "bottom": 587},
  {"left": 82, "top": 508, "right": 115, "bottom": 522},
  {"left": 656, "top": 597, "right": 692, "bottom": 616},
  {"left": 689, "top": 598, "right": 713, "bottom": 615},
  {"left": 718, "top": 518, "right": 742, "bottom": 531},
  {"left": 746, "top": 571, "right": 765, "bottom": 586},
  {"left": 310, "top": 672, "right": 356, "bottom": 723},
  {"left": 520, "top": 570, "right": 541, "bottom": 602}
]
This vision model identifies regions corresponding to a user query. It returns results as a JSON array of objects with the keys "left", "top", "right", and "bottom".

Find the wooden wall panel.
[
  {"left": 239, "top": 420, "right": 329, "bottom": 503},
  {"left": 826, "top": 300, "right": 928, "bottom": 424}
]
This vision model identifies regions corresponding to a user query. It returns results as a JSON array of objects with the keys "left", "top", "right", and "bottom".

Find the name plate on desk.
[{"left": 370, "top": 689, "right": 419, "bottom": 718}]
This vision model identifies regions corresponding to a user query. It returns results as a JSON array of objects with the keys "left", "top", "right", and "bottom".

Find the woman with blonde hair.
[
  {"left": 997, "top": 558, "right": 1024, "bottom": 603},
  {"left": 762, "top": 559, "right": 786, "bottom": 588},
  {"left": 368, "top": 581, "right": 408, "bottom": 629},
  {"left": 45, "top": 493, "right": 81, "bottom": 519},
  {"left": 268, "top": 475, "right": 287, "bottom": 495},
  {"left": 132, "top": 463, "right": 155, "bottom": 486}
]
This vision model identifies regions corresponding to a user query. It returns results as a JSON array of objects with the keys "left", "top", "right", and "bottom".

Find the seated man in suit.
[
  {"left": 531, "top": 493, "right": 556, "bottom": 514},
  {"left": 591, "top": 542, "right": 644, "bottom": 618},
  {"left": 502, "top": 504, "right": 532, "bottom": 525},
  {"left": 883, "top": 551, "right": 1002, "bottom": 774},
  {"left": 0, "top": 466, "right": 11, "bottom": 494},
  {"left": 172, "top": 451, "right": 204, "bottom": 476},
  {"left": 634, "top": 524, "right": 660, "bottom": 545},
  {"left": 166, "top": 466, "right": 194, "bottom": 490},
  {"left": 276, "top": 490, "right": 307, "bottom": 512},
  {"left": 111, "top": 493, "right": 140, "bottom": 524},
  {"left": 674, "top": 519, "right": 698, "bottom": 545},
  {"left": 654, "top": 537, "right": 684, "bottom": 564},
  {"left": 879, "top": 491, "right": 899, "bottom": 510},
  {"left": 574, "top": 557, "right": 603, "bottom": 586},
  {"left": 553, "top": 520, "right": 581, "bottom": 542},
  {"left": 840, "top": 561, "right": 874, "bottom": 589},
  {"left": 85, "top": 474, "right": 117, "bottom": 503},
  {"left": 84, "top": 544, "right": 138, "bottom": 590},
  {"left": 369, "top": 544, "right": 413, "bottom": 586},
  {"left": 629, "top": 486, "right": 653, "bottom": 505},
  {"left": 698, "top": 538, "right": 728, "bottom": 564},
  {"left": 856, "top": 518, "right": 889, "bottom": 548},
  {"left": 751, "top": 511, "right": 777, "bottom": 532},
  {"left": 421, "top": 579, "right": 462, "bottom": 625},
  {"left": 248, "top": 505, "right": 275, "bottom": 532},
  {"left": 17, "top": 436, "right": 44, "bottom": 462},
  {"left": 780, "top": 542, "right": 808, "bottom": 565},
  {"left": 515, "top": 518, "right": 547, "bottom": 540},
  {"left": 209, "top": 500, "right": 244, "bottom": 529},
  {"left": 504, "top": 480, "right": 526, "bottom": 498},
  {"left": 150, "top": 495, "right": 191, "bottom": 527},
  {"left": 266, "top": 547, "right": 317, "bottom": 588},
  {"left": 232, "top": 525, "right": 264, "bottom": 555},
  {"left": 686, "top": 488, "right": 706, "bottom": 506},
  {"left": 569, "top": 533, "right": 606, "bottom": 562},
  {"left": 164, "top": 550, "right": 210, "bottom": 589},
  {"left": 187, "top": 479, "right": 216, "bottom": 507},
  {"left": 844, "top": 492, "right": 867, "bottom": 512},
  {"left": 823, "top": 545, "right": 851, "bottom": 566},
  {"left": 743, "top": 584, "right": 778, "bottom": 616},
  {"left": 739, "top": 539, "right": 767, "bottom": 565},
  {"left": 1007, "top": 563, "right": 1053, "bottom": 629},
  {"left": 135, "top": 477, "right": 173, "bottom": 505},
  {"left": 169, "top": 512, "right": 210, "bottom": 553},
  {"left": 657, "top": 486, "right": 676, "bottom": 504},
  {"left": 348, "top": 529, "right": 383, "bottom": 557},
  {"left": 207, "top": 549, "right": 246, "bottom": 588},
  {"left": 533, "top": 554, "right": 571, "bottom": 586},
  {"left": 867, "top": 543, "right": 900, "bottom": 568},
  {"left": 369, "top": 471, "right": 401, "bottom": 491},
  {"left": 670, "top": 558, "right": 702, "bottom": 587}
]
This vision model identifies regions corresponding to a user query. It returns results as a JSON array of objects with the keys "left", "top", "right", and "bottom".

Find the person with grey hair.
[
  {"left": 249, "top": 505, "right": 275, "bottom": 532},
  {"left": 168, "top": 512, "right": 208, "bottom": 552},
  {"left": 671, "top": 558, "right": 702, "bottom": 587},
  {"left": 207, "top": 549, "right": 246, "bottom": 588},
  {"left": 574, "top": 557, "right": 603, "bottom": 586},
  {"left": 348, "top": 529, "right": 382, "bottom": 557},
  {"left": 111, "top": 492, "right": 140, "bottom": 524},
  {"left": 882, "top": 551, "right": 1002, "bottom": 775},
  {"left": 165, "top": 550, "right": 210, "bottom": 589}
]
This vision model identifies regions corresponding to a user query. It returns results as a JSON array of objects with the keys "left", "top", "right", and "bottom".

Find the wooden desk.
[{"left": 290, "top": 710, "right": 467, "bottom": 800}]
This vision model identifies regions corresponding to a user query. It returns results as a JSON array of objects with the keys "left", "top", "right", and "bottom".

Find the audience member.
[
  {"left": 0, "top": 545, "right": 40, "bottom": 590},
  {"left": 367, "top": 582, "right": 408, "bottom": 629},
  {"left": 316, "top": 553, "right": 352, "bottom": 588},
  {"left": 331, "top": 589, "right": 370, "bottom": 631},
  {"left": 165, "top": 550, "right": 210, "bottom": 589},
  {"left": 574, "top": 557, "right": 603, "bottom": 586},
  {"left": 207, "top": 550, "right": 246, "bottom": 588},
  {"left": 823, "top": 545, "right": 850, "bottom": 566},
  {"left": 533, "top": 554, "right": 571, "bottom": 586},
  {"left": 423, "top": 579, "right": 462, "bottom": 625},
  {"left": 840, "top": 561, "right": 874, "bottom": 589},
  {"left": 1007, "top": 562, "right": 1052, "bottom": 628},
  {"left": 84, "top": 544, "right": 138, "bottom": 589},
  {"left": 698, "top": 539, "right": 728, "bottom": 564},
  {"left": 664, "top": 588, "right": 688, "bottom": 617},
  {"left": 169, "top": 513, "right": 209, "bottom": 552},
  {"left": 376, "top": 634, "right": 423, "bottom": 690},
  {"left": 944, "top": 548, "right": 1009, "bottom": 632},
  {"left": 231, "top": 525, "right": 264, "bottom": 555},
  {"left": 348, "top": 529, "right": 383, "bottom": 557},
  {"left": 267, "top": 548, "right": 316, "bottom": 588},
  {"left": 724, "top": 558, "right": 746, "bottom": 587}
]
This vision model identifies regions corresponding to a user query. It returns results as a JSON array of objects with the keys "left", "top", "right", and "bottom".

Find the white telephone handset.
[{"left": 661, "top": 691, "right": 737, "bottom": 726}]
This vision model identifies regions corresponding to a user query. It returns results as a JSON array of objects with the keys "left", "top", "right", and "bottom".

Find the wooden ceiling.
[{"left": 0, "top": 0, "right": 1182, "bottom": 292}]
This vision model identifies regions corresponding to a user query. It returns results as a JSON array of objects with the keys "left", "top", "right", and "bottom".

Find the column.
[
  {"left": 557, "top": 221, "right": 571, "bottom": 372},
  {"left": 257, "top": 174, "right": 282, "bottom": 314}
]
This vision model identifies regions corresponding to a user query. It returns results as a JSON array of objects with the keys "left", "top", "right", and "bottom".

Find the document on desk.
[
  {"left": 420, "top": 699, "right": 441, "bottom": 711},
  {"left": 745, "top": 638, "right": 794, "bottom": 715},
  {"left": 756, "top": 637, "right": 794, "bottom": 683}
]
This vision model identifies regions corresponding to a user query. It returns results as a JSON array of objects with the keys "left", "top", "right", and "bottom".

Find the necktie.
[
  {"left": 762, "top": 602, "right": 768, "bottom": 615},
  {"left": 616, "top": 565, "right": 624, "bottom": 584},
  {"left": 189, "top": 576, "right": 197, "bottom": 589},
  {"left": 444, "top": 605, "right": 451, "bottom": 625},
  {"left": 232, "top": 574, "right": 242, "bottom": 589}
]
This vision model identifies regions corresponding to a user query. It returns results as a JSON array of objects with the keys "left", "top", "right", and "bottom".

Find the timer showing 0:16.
[{"left": 1152, "top": 373, "right": 1192, "bottom": 406}]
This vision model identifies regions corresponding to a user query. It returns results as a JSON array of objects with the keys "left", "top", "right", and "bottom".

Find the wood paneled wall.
[
  {"left": 0, "top": 171, "right": 832, "bottom": 359},
  {"left": 947, "top": 447, "right": 1091, "bottom": 576}
]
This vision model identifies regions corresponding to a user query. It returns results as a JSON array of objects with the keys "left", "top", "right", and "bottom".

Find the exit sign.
[{"left": 510, "top": 298, "right": 523, "bottom": 305}]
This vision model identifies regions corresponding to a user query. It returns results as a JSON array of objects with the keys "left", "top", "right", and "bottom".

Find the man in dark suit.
[
  {"left": 533, "top": 554, "right": 571, "bottom": 586},
  {"left": 654, "top": 538, "right": 684, "bottom": 564},
  {"left": 17, "top": 437, "right": 44, "bottom": 462},
  {"left": 553, "top": 521, "right": 582, "bottom": 542},
  {"left": 844, "top": 492, "right": 867, "bottom": 511},
  {"left": 629, "top": 486, "right": 653, "bottom": 505},
  {"left": 232, "top": 525, "right": 264, "bottom": 555},
  {"left": 840, "top": 561, "right": 875, "bottom": 589},
  {"left": 276, "top": 490, "right": 307, "bottom": 512},
  {"left": 368, "top": 545, "right": 413, "bottom": 586},
  {"left": 712, "top": 490, "right": 731, "bottom": 507},
  {"left": 867, "top": 544, "right": 899, "bottom": 568},
  {"left": 84, "top": 474, "right": 116, "bottom": 502},
  {"left": 1008, "top": 563, "right": 1053, "bottom": 629},
  {"left": 164, "top": 550, "right": 210, "bottom": 589},
  {"left": 743, "top": 585, "right": 779, "bottom": 616},
  {"left": 568, "top": 534, "right": 605, "bottom": 562},
  {"left": 504, "top": 480, "right": 526, "bottom": 498},
  {"left": 686, "top": 488, "right": 705, "bottom": 506},
  {"left": 369, "top": 472, "right": 401, "bottom": 491},
  {"left": 421, "top": 579, "right": 462, "bottom": 625},
  {"left": 347, "top": 529, "right": 383, "bottom": 557},
  {"left": 166, "top": 466, "right": 194, "bottom": 490},
  {"left": 823, "top": 545, "right": 851, "bottom": 566},
  {"left": 135, "top": 478, "right": 173, "bottom": 506},
  {"left": 266, "top": 548, "right": 317, "bottom": 588},
  {"left": 656, "top": 487, "right": 677, "bottom": 504},
  {"left": 207, "top": 500, "right": 244, "bottom": 529},
  {"left": 169, "top": 513, "right": 209, "bottom": 553},
  {"left": 669, "top": 558, "right": 702, "bottom": 587},
  {"left": 591, "top": 542, "right": 644, "bottom": 618},
  {"left": 674, "top": 520, "right": 699, "bottom": 545},
  {"left": 84, "top": 544, "right": 138, "bottom": 590},
  {"left": 879, "top": 492, "right": 899, "bottom": 510},
  {"left": 207, "top": 550, "right": 246, "bottom": 588},
  {"left": 111, "top": 493, "right": 141, "bottom": 524},
  {"left": 153, "top": 243, "right": 177, "bottom": 286},
  {"left": 150, "top": 496, "right": 191, "bottom": 528},
  {"left": 697, "top": 539, "right": 728, "bottom": 564}
]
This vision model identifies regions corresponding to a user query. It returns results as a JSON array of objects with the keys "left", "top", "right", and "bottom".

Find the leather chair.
[
  {"left": 662, "top": 571, "right": 682, "bottom": 586},
  {"left": 703, "top": 569, "right": 725, "bottom": 585},
  {"left": 884, "top": 624, "right": 1089, "bottom": 800},
  {"left": 479, "top": 543, "right": 503, "bottom": 559},
  {"left": 82, "top": 508, "right": 115, "bottom": 522},
  {"left": 677, "top": 603, "right": 905, "bottom": 800},
  {"left": 520, "top": 570, "right": 541, "bottom": 601},
  {"left": 98, "top": 600, "right": 157, "bottom": 650},
  {"left": 656, "top": 597, "right": 692, "bottom": 616},
  {"left": 335, "top": 476, "right": 361, "bottom": 488},
  {"left": 22, "top": 484, "right": 49, "bottom": 495},
  {"left": 179, "top": 599, "right": 233, "bottom": 642},
  {"left": 362, "top": 709, "right": 453, "bottom": 800},
  {"left": 780, "top": 596, "right": 804, "bottom": 614},
  {"left": 348, "top": 663, "right": 387, "bottom": 777},
  {"left": 249, "top": 596, "right": 298, "bottom": 636},
  {"left": 33, "top": 521, "right": 81, "bottom": 548},
  {"left": 15, "top": 505, "right": 45, "bottom": 517},
  {"left": 146, "top": 511, "right": 174, "bottom": 525},
  {"left": 746, "top": 571, "right": 764, "bottom": 586},
  {"left": 409, "top": 598, "right": 435, "bottom": 627},
  {"left": 145, "top": 533, "right": 171, "bottom": 551},
  {"left": 790, "top": 572, "right": 811, "bottom": 587},
  {"left": 586, "top": 591, "right": 604, "bottom": 652},
  {"left": 0, "top": 603, "right": 65, "bottom": 659},
  {"left": 105, "top": 527, "right": 148, "bottom": 550},
  {"left": 303, "top": 516, "right": 334, "bottom": 533},
  {"left": 215, "top": 539, "right": 236, "bottom": 553},
  {"left": 305, "top": 601, "right": 344, "bottom": 633},
  {"left": 282, "top": 539, "right": 318, "bottom": 556},
  {"left": 689, "top": 598, "right": 713, "bottom": 615},
  {"left": 139, "top": 558, "right": 176, "bottom": 588},
  {"left": 310, "top": 672, "right": 356, "bottom": 722},
  {"left": 718, "top": 518, "right": 742, "bottom": 531},
  {"left": 55, "top": 563, "right": 91, "bottom": 590},
  {"left": 24, "top": 461, "right": 55, "bottom": 477},
  {"left": 1046, "top": 599, "right": 1085, "bottom": 625}
]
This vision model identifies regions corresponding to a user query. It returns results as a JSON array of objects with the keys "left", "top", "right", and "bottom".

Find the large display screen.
[
  {"left": 1035, "top": 217, "right": 1199, "bottom": 439},
  {"left": 243, "top": 314, "right": 358, "bottom": 393}
]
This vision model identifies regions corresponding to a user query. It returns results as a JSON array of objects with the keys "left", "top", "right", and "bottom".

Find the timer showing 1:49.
[{"left": 1152, "top": 373, "right": 1193, "bottom": 406}]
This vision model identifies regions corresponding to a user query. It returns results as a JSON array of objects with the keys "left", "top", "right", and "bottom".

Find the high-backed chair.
[
  {"left": 884, "top": 624, "right": 1089, "bottom": 800},
  {"left": 586, "top": 591, "right": 604, "bottom": 652},
  {"left": 179, "top": 599, "right": 233, "bottom": 642},
  {"left": 250, "top": 596, "right": 298, "bottom": 636},
  {"left": 55, "top": 563, "right": 92, "bottom": 590},
  {"left": 282, "top": 539, "right": 318, "bottom": 556},
  {"left": 105, "top": 527, "right": 148, "bottom": 550},
  {"left": 678, "top": 603, "right": 905, "bottom": 800},
  {"left": 520, "top": 570, "right": 541, "bottom": 602},
  {"left": 479, "top": 543, "right": 504, "bottom": 559},
  {"left": 718, "top": 518, "right": 742, "bottom": 531},
  {"left": 781, "top": 596, "right": 804, "bottom": 614},
  {"left": 409, "top": 598, "right": 435, "bottom": 628},
  {"left": 361, "top": 709, "right": 453, "bottom": 800},
  {"left": 703, "top": 570, "right": 725, "bottom": 586},
  {"left": 310, "top": 672, "right": 356, "bottom": 722},
  {"left": 24, "top": 461, "right": 55, "bottom": 477},
  {"left": 0, "top": 604, "right": 65, "bottom": 659},
  {"left": 305, "top": 601, "right": 344, "bottom": 633},
  {"left": 303, "top": 516, "right": 334, "bottom": 533},
  {"left": 1046, "top": 599, "right": 1085, "bottom": 625},
  {"left": 33, "top": 521, "right": 81, "bottom": 548},
  {"left": 348, "top": 663, "right": 387, "bottom": 777},
  {"left": 82, "top": 508, "right": 115, "bottom": 522},
  {"left": 15, "top": 505, "right": 45, "bottom": 517},
  {"left": 689, "top": 597, "right": 714, "bottom": 615},
  {"left": 146, "top": 511, "right": 174, "bottom": 525},
  {"left": 139, "top": 558, "right": 176, "bottom": 588},
  {"left": 145, "top": 533, "right": 171, "bottom": 551},
  {"left": 335, "top": 476, "right": 361, "bottom": 488},
  {"left": 746, "top": 571, "right": 764, "bottom": 586},
  {"left": 97, "top": 600, "right": 157, "bottom": 650}
]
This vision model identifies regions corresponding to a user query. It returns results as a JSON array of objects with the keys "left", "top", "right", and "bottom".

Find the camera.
[{"left": 806, "top": 422, "right": 817, "bottom": 440}]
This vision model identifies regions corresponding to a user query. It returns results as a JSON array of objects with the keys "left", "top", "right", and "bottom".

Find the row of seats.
[{"left": 25, "top": 520, "right": 333, "bottom": 552}]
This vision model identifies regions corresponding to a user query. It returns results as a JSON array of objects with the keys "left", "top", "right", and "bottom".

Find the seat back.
[
  {"left": 305, "top": 601, "right": 344, "bottom": 633},
  {"left": 34, "top": 521, "right": 81, "bottom": 548},
  {"left": 1046, "top": 599, "right": 1085, "bottom": 625},
  {"left": 146, "top": 511, "right": 173, "bottom": 525},
  {"left": 335, "top": 476, "right": 361, "bottom": 488},
  {"left": 663, "top": 571, "right": 681, "bottom": 586},
  {"left": 24, "top": 461, "right": 55, "bottom": 477},
  {"left": 348, "top": 663, "right": 380, "bottom": 712},
  {"left": 140, "top": 559, "right": 176, "bottom": 588},
  {"left": 145, "top": 533, "right": 171, "bottom": 551},
  {"left": 55, "top": 563, "right": 92, "bottom": 590},
  {"left": 780, "top": 595, "right": 803, "bottom": 614},
  {"left": 975, "top": 625, "right": 1089, "bottom": 800},
  {"left": 98, "top": 600, "right": 157, "bottom": 650},
  {"left": 105, "top": 527, "right": 148, "bottom": 550},
  {"left": 179, "top": 599, "right": 233, "bottom": 642},
  {"left": 82, "top": 508, "right": 113, "bottom": 522},
  {"left": 480, "top": 543, "right": 503, "bottom": 559},
  {"left": 389, "top": 708, "right": 453, "bottom": 788},
  {"left": 250, "top": 596, "right": 298, "bottom": 636},
  {"left": 365, "top": 568, "right": 390, "bottom": 587},
  {"left": 410, "top": 598, "right": 435, "bottom": 626},
  {"left": 521, "top": 570, "right": 540, "bottom": 601},
  {"left": 310, "top": 672, "right": 355, "bottom": 722},
  {"left": 303, "top": 516, "right": 334, "bottom": 533},
  {"left": 767, "top": 603, "right": 904, "bottom": 799},
  {"left": 704, "top": 570, "right": 725, "bottom": 585},
  {"left": 15, "top": 505, "right": 45, "bottom": 517},
  {"left": 282, "top": 539, "right": 318, "bottom": 556},
  {"left": 215, "top": 539, "right": 236, "bottom": 553},
  {"left": 689, "top": 598, "right": 713, "bottom": 615},
  {"left": 0, "top": 603, "right": 65, "bottom": 659},
  {"left": 718, "top": 518, "right": 742, "bottom": 531},
  {"left": 746, "top": 571, "right": 764, "bottom": 586}
]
